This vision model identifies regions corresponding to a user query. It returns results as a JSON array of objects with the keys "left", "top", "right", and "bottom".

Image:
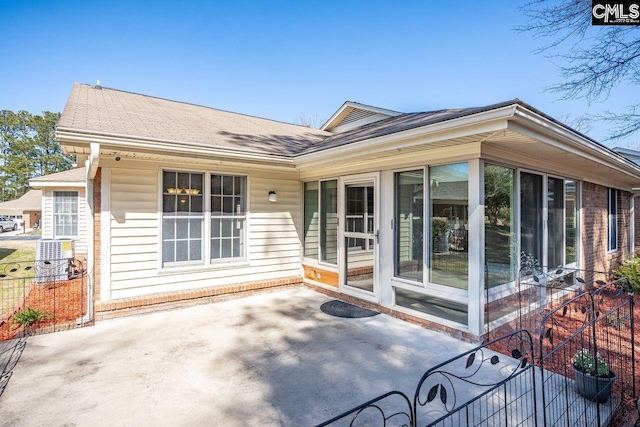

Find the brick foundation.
[{"left": 94, "top": 276, "right": 303, "bottom": 321}]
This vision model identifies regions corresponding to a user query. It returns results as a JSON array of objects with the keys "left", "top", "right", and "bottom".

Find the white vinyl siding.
[{"left": 105, "top": 165, "right": 301, "bottom": 300}]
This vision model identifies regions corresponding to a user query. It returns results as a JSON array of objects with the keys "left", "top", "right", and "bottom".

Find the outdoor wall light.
[{"left": 268, "top": 191, "right": 277, "bottom": 202}]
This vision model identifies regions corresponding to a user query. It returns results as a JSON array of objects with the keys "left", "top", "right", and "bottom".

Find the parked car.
[{"left": 0, "top": 217, "right": 18, "bottom": 232}]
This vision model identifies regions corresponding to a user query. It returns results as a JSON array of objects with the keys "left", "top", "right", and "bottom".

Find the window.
[
  {"left": 161, "top": 171, "right": 246, "bottom": 266},
  {"left": 211, "top": 174, "right": 246, "bottom": 260},
  {"left": 520, "top": 172, "right": 543, "bottom": 269},
  {"left": 395, "top": 170, "right": 424, "bottom": 282},
  {"left": 608, "top": 188, "right": 618, "bottom": 251},
  {"left": 565, "top": 181, "right": 577, "bottom": 264},
  {"left": 429, "top": 163, "right": 469, "bottom": 290},
  {"left": 303, "top": 182, "right": 319, "bottom": 259},
  {"left": 547, "top": 177, "right": 565, "bottom": 268},
  {"left": 484, "top": 164, "right": 515, "bottom": 288},
  {"left": 53, "top": 191, "right": 78, "bottom": 238},
  {"left": 162, "top": 171, "right": 204, "bottom": 264},
  {"left": 303, "top": 179, "right": 338, "bottom": 265},
  {"left": 320, "top": 180, "right": 338, "bottom": 263}
]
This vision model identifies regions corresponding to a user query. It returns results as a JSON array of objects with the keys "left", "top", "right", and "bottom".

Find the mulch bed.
[
  {"left": 487, "top": 287, "right": 640, "bottom": 426},
  {"left": 0, "top": 276, "right": 87, "bottom": 341}
]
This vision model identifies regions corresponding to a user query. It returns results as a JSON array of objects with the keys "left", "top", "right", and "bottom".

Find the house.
[
  {"left": 29, "top": 168, "right": 88, "bottom": 254},
  {"left": 42, "top": 83, "right": 640, "bottom": 340},
  {"left": 0, "top": 189, "right": 42, "bottom": 229}
]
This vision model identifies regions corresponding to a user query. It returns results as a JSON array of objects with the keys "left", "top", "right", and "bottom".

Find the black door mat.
[{"left": 320, "top": 300, "right": 380, "bottom": 318}]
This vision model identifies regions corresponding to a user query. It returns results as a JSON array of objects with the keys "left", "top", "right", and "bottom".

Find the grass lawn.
[{"left": 0, "top": 244, "right": 37, "bottom": 320}]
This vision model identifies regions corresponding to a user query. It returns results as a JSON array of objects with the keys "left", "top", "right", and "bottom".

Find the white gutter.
[
  {"left": 511, "top": 107, "right": 640, "bottom": 181},
  {"left": 76, "top": 143, "right": 99, "bottom": 325},
  {"left": 56, "top": 129, "right": 297, "bottom": 166}
]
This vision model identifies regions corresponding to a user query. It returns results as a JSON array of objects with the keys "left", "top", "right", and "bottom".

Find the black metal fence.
[
  {"left": 316, "top": 330, "right": 538, "bottom": 427},
  {"left": 0, "top": 258, "right": 89, "bottom": 341},
  {"left": 318, "top": 267, "right": 637, "bottom": 427},
  {"left": 537, "top": 279, "right": 635, "bottom": 426}
]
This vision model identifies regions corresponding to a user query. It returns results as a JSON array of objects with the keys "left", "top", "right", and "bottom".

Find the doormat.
[{"left": 320, "top": 300, "right": 380, "bottom": 318}]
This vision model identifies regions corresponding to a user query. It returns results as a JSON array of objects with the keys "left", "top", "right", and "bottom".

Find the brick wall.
[{"left": 581, "top": 182, "right": 629, "bottom": 275}]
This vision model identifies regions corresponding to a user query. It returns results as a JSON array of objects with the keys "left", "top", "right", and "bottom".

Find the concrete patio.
[{"left": 0, "top": 287, "right": 475, "bottom": 427}]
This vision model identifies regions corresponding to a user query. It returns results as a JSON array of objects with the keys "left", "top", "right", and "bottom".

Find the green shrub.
[
  {"left": 614, "top": 256, "right": 640, "bottom": 293},
  {"left": 12, "top": 307, "right": 48, "bottom": 330},
  {"left": 573, "top": 348, "right": 611, "bottom": 377}
]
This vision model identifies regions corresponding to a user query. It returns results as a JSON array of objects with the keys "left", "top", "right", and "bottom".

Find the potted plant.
[
  {"left": 572, "top": 348, "right": 616, "bottom": 403},
  {"left": 431, "top": 218, "right": 449, "bottom": 253}
]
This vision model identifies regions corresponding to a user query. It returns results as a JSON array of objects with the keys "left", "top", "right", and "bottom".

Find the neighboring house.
[
  {"left": 29, "top": 168, "right": 88, "bottom": 255},
  {"left": 0, "top": 189, "right": 42, "bottom": 228},
  {"left": 40, "top": 83, "right": 640, "bottom": 340}
]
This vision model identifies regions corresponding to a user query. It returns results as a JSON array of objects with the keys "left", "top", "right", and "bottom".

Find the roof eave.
[
  {"left": 297, "top": 104, "right": 519, "bottom": 168},
  {"left": 510, "top": 105, "right": 640, "bottom": 181},
  {"left": 56, "top": 127, "right": 298, "bottom": 166}
]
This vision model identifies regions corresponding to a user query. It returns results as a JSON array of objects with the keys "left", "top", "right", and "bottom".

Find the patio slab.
[{"left": 0, "top": 287, "right": 475, "bottom": 426}]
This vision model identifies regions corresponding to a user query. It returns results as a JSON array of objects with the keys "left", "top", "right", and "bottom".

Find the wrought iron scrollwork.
[
  {"left": 315, "top": 390, "right": 413, "bottom": 427},
  {"left": 413, "top": 330, "right": 534, "bottom": 426}
]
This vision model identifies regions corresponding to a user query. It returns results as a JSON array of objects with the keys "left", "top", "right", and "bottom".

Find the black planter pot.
[{"left": 573, "top": 365, "right": 616, "bottom": 403}]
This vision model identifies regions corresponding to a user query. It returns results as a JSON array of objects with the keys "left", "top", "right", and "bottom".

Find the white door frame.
[{"left": 339, "top": 172, "right": 380, "bottom": 303}]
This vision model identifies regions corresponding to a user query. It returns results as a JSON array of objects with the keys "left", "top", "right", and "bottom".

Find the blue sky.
[{"left": 0, "top": 0, "right": 637, "bottom": 145}]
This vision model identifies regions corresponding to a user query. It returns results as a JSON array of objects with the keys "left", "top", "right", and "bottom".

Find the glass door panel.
[
  {"left": 343, "top": 180, "right": 377, "bottom": 296},
  {"left": 345, "top": 237, "right": 375, "bottom": 292}
]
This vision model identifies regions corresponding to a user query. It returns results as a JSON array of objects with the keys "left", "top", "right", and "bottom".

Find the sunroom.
[{"left": 297, "top": 100, "right": 639, "bottom": 339}]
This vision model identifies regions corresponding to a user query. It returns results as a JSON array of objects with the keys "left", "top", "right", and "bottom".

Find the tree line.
[{"left": 0, "top": 110, "right": 73, "bottom": 202}]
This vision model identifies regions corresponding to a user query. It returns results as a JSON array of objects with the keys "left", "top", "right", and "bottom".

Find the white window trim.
[
  {"left": 301, "top": 178, "right": 339, "bottom": 267},
  {"left": 158, "top": 168, "right": 249, "bottom": 270},
  {"left": 53, "top": 190, "right": 79, "bottom": 239},
  {"left": 608, "top": 187, "right": 618, "bottom": 252}
]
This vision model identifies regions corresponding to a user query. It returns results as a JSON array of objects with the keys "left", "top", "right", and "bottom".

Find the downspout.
[{"left": 77, "top": 143, "right": 99, "bottom": 325}]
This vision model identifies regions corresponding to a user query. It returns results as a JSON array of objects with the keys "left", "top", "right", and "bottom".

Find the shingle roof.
[
  {"left": 299, "top": 103, "right": 519, "bottom": 155},
  {"left": 0, "top": 189, "right": 42, "bottom": 211},
  {"left": 56, "top": 85, "right": 537, "bottom": 158},
  {"left": 30, "top": 167, "right": 86, "bottom": 183},
  {"left": 58, "top": 84, "right": 330, "bottom": 156}
]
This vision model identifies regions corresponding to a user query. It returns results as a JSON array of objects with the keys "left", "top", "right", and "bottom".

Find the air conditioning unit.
[{"left": 36, "top": 239, "right": 74, "bottom": 283}]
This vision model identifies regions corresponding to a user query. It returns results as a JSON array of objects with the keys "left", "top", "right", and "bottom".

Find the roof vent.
[{"left": 94, "top": 80, "right": 102, "bottom": 90}]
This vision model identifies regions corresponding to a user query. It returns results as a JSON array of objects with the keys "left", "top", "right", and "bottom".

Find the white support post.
[{"left": 467, "top": 159, "right": 485, "bottom": 337}]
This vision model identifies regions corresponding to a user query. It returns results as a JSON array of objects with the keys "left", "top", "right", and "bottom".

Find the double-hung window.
[
  {"left": 53, "top": 191, "right": 78, "bottom": 238},
  {"left": 210, "top": 174, "right": 246, "bottom": 260},
  {"left": 162, "top": 171, "right": 247, "bottom": 267}
]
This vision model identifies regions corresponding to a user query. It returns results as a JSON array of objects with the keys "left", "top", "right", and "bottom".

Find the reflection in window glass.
[
  {"left": 162, "top": 171, "right": 204, "bottom": 264},
  {"left": 547, "top": 177, "right": 565, "bottom": 268},
  {"left": 53, "top": 191, "right": 79, "bottom": 238},
  {"left": 395, "top": 170, "right": 423, "bottom": 282},
  {"left": 565, "top": 181, "right": 577, "bottom": 264},
  {"left": 520, "top": 172, "right": 543, "bottom": 269},
  {"left": 608, "top": 188, "right": 618, "bottom": 251},
  {"left": 429, "top": 163, "right": 468, "bottom": 289},
  {"left": 395, "top": 287, "right": 468, "bottom": 325},
  {"left": 321, "top": 180, "right": 338, "bottom": 264},
  {"left": 210, "top": 174, "right": 246, "bottom": 261},
  {"left": 484, "top": 164, "right": 515, "bottom": 288},
  {"left": 303, "top": 182, "right": 319, "bottom": 259}
]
